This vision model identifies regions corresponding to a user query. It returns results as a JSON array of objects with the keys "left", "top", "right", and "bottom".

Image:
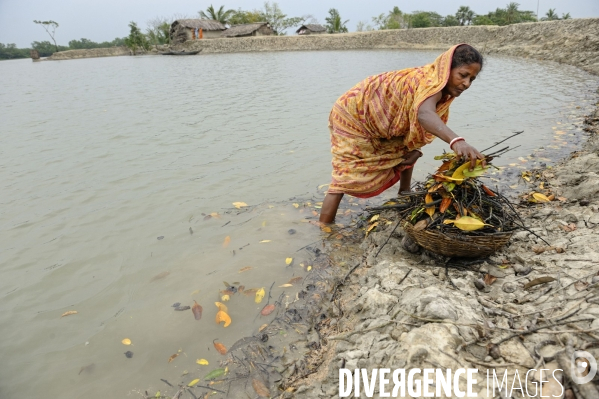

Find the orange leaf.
[
  {"left": 213, "top": 340, "right": 227, "bottom": 355},
  {"left": 223, "top": 236, "right": 231, "bottom": 248},
  {"left": 215, "top": 302, "right": 228, "bottom": 312},
  {"left": 440, "top": 198, "right": 452, "bottom": 213},
  {"left": 484, "top": 274, "right": 497, "bottom": 286},
  {"left": 260, "top": 304, "right": 276, "bottom": 316},
  {"left": 238, "top": 266, "right": 252, "bottom": 273},
  {"left": 215, "top": 310, "right": 231, "bottom": 327},
  {"left": 168, "top": 353, "right": 179, "bottom": 363},
  {"left": 425, "top": 193, "right": 435, "bottom": 217},
  {"left": 482, "top": 185, "right": 497, "bottom": 197},
  {"left": 252, "top": 379, "right": 271, "bottom": 398},
  {"left": 192, "top": 300, "right": 203, "bottom": 320}
]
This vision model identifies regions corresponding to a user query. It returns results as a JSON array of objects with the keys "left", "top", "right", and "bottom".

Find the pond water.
[{"left": 0, "top": 50, "right": 597, "bottom": 398}]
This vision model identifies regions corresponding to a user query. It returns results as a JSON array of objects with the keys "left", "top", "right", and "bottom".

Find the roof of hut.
[
  {"left": 297, "top": 24, "right": 326, "bottom": 33},
  {"left": 222, "top": 22, "right": 272, "bottom": 37},
  {"left": 172, "top": 19, "right": 226, "bottom": 31}
]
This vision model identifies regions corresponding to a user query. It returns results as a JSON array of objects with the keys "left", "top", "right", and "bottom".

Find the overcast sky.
[{"left": 1, "top": 0, "right": 598, "bottom": 47}]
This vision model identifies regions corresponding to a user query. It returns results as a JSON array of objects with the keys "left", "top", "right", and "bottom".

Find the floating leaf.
[
  {"left": 279, "top": 283, "right": 293, "bottom": 287},
  {"left": 215, "top": 302, "right": 228, "bottom": 312},
  {"left": 209, "top": 212, "right": 221, "bottom": 219},
  {"left": 238, "top": 266, "right": 252, "bottom": 273},
  {"left": 252, "top": 378, "right": 271, "bottom": 398},
  {"left": 215, "top": 311, "right": 231, "bottom": 327},
  {"left": 255, "top": 288, "right": 265, "bottom": 303},
  {"left": 259, "top": 240, "right": 271, "bottom": 243},
  {"left": 151, "top": 271, "right": 170, "bottom": 281},
  {"left": 285, "top": 258, "right": 293, "bottom": 265},
  {"left": 307, "top": 266, "right": 312, "bottom": 271},
  {"left": 192, "top": 300, "right": 203, "bottom": 320},
  {"left": 196, "top": 359, "right": 209, "bottom": 365},
  {"left": 222, "top": 236, "right": 231, "bottom": 248},
  {"left": 221, "top": 294, "right": 230, "bottom": 302},
  {"left": 443, "top": 216, "right": 488, "bottom": 231},
  {"left": 213, "top": 341, "right": 227, "bottom": 355},
  {"left": 287, "top": 276, "right": 302, "bottom": 284},
  {"left": 261, "top": 304, "right": 276, "bottom": 316},
  {"left": 440, "top": 198, "right": 452, "bottom": 213},
  {"left": 188, "top": 379, "right": 200, "bottom": 387},
  {"left": 293, "top": 203, "right": 299, "bottom": 208},
  {"left": 168, "top": 353, "right": 179, "bottom": 363},
  {"left": 232, "top": 202, "right": 247, "bottom": 209},
  {"left": 122, "top": 338, "right": 132, "bottom": 346},
  {"left": 532, "top": 193, "right": 551, "bottom": 203},
  {"left": 61, "top": 310, "right": 78, "bottom": 318},
  {"left": 205, "top": 368, "right": 226, "bottom": 380}
]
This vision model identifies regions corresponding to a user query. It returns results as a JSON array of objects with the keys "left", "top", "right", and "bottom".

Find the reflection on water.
[{"left": 0, "top": 50, "right": 597, "bottom": 398}]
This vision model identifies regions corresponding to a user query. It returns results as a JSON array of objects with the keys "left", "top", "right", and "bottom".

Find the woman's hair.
[{"left": 451, "top": 44, "right": 483, "bottom": 70}]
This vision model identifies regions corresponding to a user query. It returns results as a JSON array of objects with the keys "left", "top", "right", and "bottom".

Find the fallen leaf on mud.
[
  {"left": 532, "top": 245, "right": 547, "bottom": 254},
  {"left": 287, "top": 276, "right": 302, "bottom": 284},
  {"left": 366, "top": 222, "right": 379, "bottom": 233},
  {"left": 61, "top": 310, "right": 78, "bottom": 318},
  {"left": 575, "top": 281, "right": 589, "bottom": 291},
  {"left": 370, "top": 214, "right": 380, "bottom": 222},
  {"left": 255, "top": 288, "right": 265, "bottom": 303},
  {"left": 221, "top": 294, "right": 230, "bottom": 302},
  {"left": 238, "top": 266, "right": 252, "bottom": 273},
  {"left": 238, "top": 285, "right": 245, "bottom": 292},
  {"left": 151, "top": 271, "right": 170, "bottom": 281},
  {"left": 210, "top": 212, "right": 221, "bottom": 219},
  {"left": 192, "top": 300, "right": 203, "bottom": 320},
  {"left": 261, "top": 304, "right": 276, "bottom": 316},
  {"left": 560, "top": 223, "right": 577, "bottom": 232},
  {"left": 532, "top": 193, "right": 551, "bottom": 203},
  {"left": 252, "top": 378, "right": 271, "bottom": 398},
  {"left": 243, "top": 288, "right": 258, "bottom": 296},
  {"left": 307, "top": 266, "right": 312, "bottom": 271},
  {"left": 524, "top": 276, "right": 555, "bottom": 289},
  {"left": 196, "top": 359, "right": 209, "bottom": 365},
  {"left": 188, "top": 378, "right": 200, "bottom": 387},
  {"left": 205, "top": 368, "right": 226, "bottom": 380},
  {"left": 222, "top": 236, "right": 231, "bottom": 248},
  {"left": 215, "top": 310, "right": 231, "bottom": 327},
  {"left": 203, "top": 214, "right": 212, "bottom": 220},
  {"left": 557, "top": 197, "right": 568, "bottom": 202},
  {"left": 279, "top": 283, "right": 293, "bottom": 287},
  {"left": 121, "top": 338, "right": 132, "bottom": 345},
  {"left": 215, "top": 302, "right": 228, "bottom": 312},
  {"left": 321, "top": 226, "right": 332, "bottom": 233},
  {"left": 285, "top": 258, "right": 293, "bottom": 265},
  {"left": 483, "top": 274, "right": 497, "bottom": 286},
  {"left": 293, "top": 203, "right": 299, "bottom": 208},
  {"left": 213, "top": 341, "right": 227, "bottom": 355},
  {"left": 259, "top": 324, "right": 268, "bottom": 332},
  {"left": 232, "top": 202, "right": 247, "bottom": 209},
  {"left": 259, "top": 240, "right": 271, "bottom": 243},
  {"left": 168, "top": 353, "right": 179, "bottom": 363}
]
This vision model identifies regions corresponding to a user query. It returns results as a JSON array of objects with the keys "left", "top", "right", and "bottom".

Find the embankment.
[{"left": 47, "top": 46, "right": 129, "bottom": 60}]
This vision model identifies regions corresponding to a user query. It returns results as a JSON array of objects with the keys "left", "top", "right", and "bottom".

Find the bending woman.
[{"left": 320, "top": 44, "right": 485, "bottom": 223}]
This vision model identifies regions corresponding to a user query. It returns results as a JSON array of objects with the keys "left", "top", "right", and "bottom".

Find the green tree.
[
  {"left": 562, "top": 12, "right": 571, "bottom": 19},
  {"left": 504, "top": 2, "right": 520, "bottom": 24},
  {"left": 443, "top": 15, "right": 460, "bottom": 26},
  {"left": 455, "top": 6, "right": 475, "bottom": 25},
  {"left": 124, "top": 22, "right": 150, "bottom": 55},
  {"left": 260, "top": 2, "right": 302, "bottom": 35},
  {"left": 199, "top": 5, "right": 234, "bottom": 24},
  {"left": 542, "top": 8, "right": 560, "bottom": 20},
  {"left": 411, "top": 12, "right": 432, "bottom": 28},
  {"left": 472, "top": 15, "right": 495, "bottom": 25},
  {"left": 146, "top": 23, "right": 170, "bottom": 47},
  {"left": 33, "top": 20, "right": 60, "bottom": 53},
  {"left": 229, "top": 9, "right": 264, "bottom": 25},
  {"left": 325, "top": 8, "right": 349, "bottom": 33},
  {"left": 0, "top": 43, "right": 30, "bottom": 60},
  {"left": 32, "top": 40, "right": 68, "bottom": 56}
]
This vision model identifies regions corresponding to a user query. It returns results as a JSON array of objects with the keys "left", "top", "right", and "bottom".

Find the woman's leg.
[
  {"left": 319, "top": 193, "right": 344, "bottom": 223},
  {"left": 398, "top": 166, "right": 414, "bottom": 195}
]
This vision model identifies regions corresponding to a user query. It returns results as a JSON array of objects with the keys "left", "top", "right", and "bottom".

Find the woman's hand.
[
  {"left": 398, "top": 149, "right": 422, "bottom": 166},
  {"left": 452, "top": 141, "right": 485, "bottom": 169}
]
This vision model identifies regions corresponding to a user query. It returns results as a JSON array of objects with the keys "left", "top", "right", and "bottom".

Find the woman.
[{"left": 320, "top": 44, "right": 486, "bottom": 223}]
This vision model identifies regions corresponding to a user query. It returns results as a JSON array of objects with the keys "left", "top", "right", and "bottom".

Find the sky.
[{"left": 1, "top": 0, "right": 598, "bottom": 47}]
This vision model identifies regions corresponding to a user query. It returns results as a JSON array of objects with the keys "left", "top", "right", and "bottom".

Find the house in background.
[
  {"left": 296, "top": 24, "right": 327, "bottom": 35},
  {"left": 170, "top": 19, "right": 226, "bottom": 44},
  {"left": 222, "top": 23, "right": 275, "bottom": 38}
]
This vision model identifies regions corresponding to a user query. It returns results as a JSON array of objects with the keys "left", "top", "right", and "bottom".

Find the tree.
[
  {"left": 443, "top": 15, "right": 460, "bottom": 27},
  {"left": 472, "top": 15, "right": 495, "bottom": 25},
  {"left": 124, "top": 22, "right": 150, "bottom": 55},
  {"left": 260, "top": 2, "right": 303, "bottom": 35},
  {"left": 542, "top": 8, "right": 560, "bottom": 21},
  {"left": 411, "top": 12, "right": 432, "bottom": 28},
  {"left": 504, "top": 2, "right": 520, "bottom": 24},
  {"left": 356, "top": 20, "right": 374, "bottom": 31},
  {"left": 0, "top": 43, "right": 30, "bottom": 60},
  {"left": 229, "top": 9, "right": 264, "bottom": 25},
  {"left": 31, "top": 40, "right": 68, "bottom": 56},
  {"left": 33, "top": 20, "right": 60, "bottom": 53},
  {"left": 199, "top": 5, "right": 234, "bottom": 25},
  {"left": 562, "top": 12, "right": 571, "bottom": 19},
  {"left": 455, "top": 6, "right": 475, "bottom": 25},
  {"left": 325, "top": 8, "right": 349, "bottom": 33}
]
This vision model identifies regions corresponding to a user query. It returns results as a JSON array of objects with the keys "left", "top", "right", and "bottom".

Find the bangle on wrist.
[{"left": 449, "top": 137, "right": 465, "bottom": 150}]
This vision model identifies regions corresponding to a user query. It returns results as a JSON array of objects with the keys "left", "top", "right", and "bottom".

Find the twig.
[
  {"left": 374, "top": 219, "right": 402, "bottom": 258},
  {"left": 398, "top": 269, "right": 413, "bottom": 286},
  {"left": 480, "top": 131, "right": 524, "bottom": 153},
  {"left": 493, "top": 318, "right": 595, "bottom": 345}
]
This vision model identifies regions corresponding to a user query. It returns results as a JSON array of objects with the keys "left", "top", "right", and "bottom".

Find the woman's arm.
[{"left": 417, "top": 92, "right": 485, "bottom": 168}]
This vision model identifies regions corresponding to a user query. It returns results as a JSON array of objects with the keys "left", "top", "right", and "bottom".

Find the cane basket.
[{"left": 403, "top": 221, "right": 513, "bottom": 258}]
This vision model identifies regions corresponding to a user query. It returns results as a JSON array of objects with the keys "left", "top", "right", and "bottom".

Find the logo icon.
[{"left": 571, "top": 351, "right": 597, "bottom": 385}]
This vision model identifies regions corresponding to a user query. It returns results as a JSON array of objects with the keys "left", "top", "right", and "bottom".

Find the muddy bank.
[
  {"left": 281, "top": 105, "right": 599, "bottom": 397},
  {"left": 46, "top": 46, "right": 130, "bottom": 60}
]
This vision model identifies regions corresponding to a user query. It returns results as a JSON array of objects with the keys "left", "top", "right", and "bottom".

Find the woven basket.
[{"left": 403, "top": 222, "right": 512, "bottom": 258}]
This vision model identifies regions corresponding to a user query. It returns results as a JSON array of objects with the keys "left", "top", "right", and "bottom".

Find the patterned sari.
[{"left": 327, "top": 45, "right": 460, "bottom": 198}]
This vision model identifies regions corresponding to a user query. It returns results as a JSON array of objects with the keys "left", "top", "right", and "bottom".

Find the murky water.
[{"left": 0, "top": 50, "right": 597, "bottom": 398}]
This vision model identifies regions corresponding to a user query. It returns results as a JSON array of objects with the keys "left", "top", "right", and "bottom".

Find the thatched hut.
[
  {"left": 296, "top": 24, "right": 327, "bottom": 35},
  {"left": 170, "top": 19, "right": 226, "bottom": 43},
  {"left": 222, "top": 23, "right": 275, "bottom": 38}
]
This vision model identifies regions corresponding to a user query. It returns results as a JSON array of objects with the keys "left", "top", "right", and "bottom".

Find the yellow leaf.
[
  {"left": 307, "top": 266, "right": 312, "bottom": 271},
  {"left": 425, "top": 193, "right": 435, "bottom": 217},
  {"left": 238, "top": 266, "right": 252, "bottom": 273},
  {"left": 188, "top": 379, "right": 200, "bottom": 387},
  {"left": 293, "top": 203, "right": 299, "bottom": 208},
  {"left": 444, "top": 216, "right": 489, "bottom": 231},
  {"left": 255, "top": 288, "right": 265, "bottom": 303},
  {"left": 370, "top": 214, "right": 380, "bottom": 222},
  {"left": 267, "top": 205, "right": 274, "bottom": 208},
  {"left": 215, "top": 311, "right": 232, "bottom": 327},
  {"left": 279, "top": 283, "right": 293, "bottom": 287},
  {"left": 452, "top": 160, "right": 484, "bottom": 180},
  {"left": 261, "top": 221, "right": 266, "bottom": 227},
  {"left": 209, "top": 212, "right": 221, "bottom": 219},
  {"left": 321, "top": 226, "right": 332, "bottom": 233},
  {"left": 215, "top": 302, "right": 228, "bottom": 312},
  {"left": 232, "top": 202, "right": 247, "bottom": 209},
  {"left": 532, "top": 193, "right": 551, "bottom": 202},
  {"left": 222, "top": 236, "right": 230, "bottom": 248},
  {"left": 122, "top": 338, "right": 132, "bottom": 345},
  {"left": 259, "top": 240, "right": 271, "bottom": 243},
  {"left": 221, "top": 294, "right": 230, "bottom": 302},
  {"left": 367, "top": 222, "right": 379, "bottom": 232},
  {"left": 259, "top": 324, "right": 268, "bottom": 332},
  {"left": 61, "top": 310, "right": 77, "bottom": 318},
  {"left": 285, "top": 257, "right": 293, "bottom": 265},
  {"left": 196, "top": 359, "right": 209, "bottom": 365}
]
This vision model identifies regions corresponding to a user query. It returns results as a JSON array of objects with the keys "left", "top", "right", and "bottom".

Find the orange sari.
[{"left": 327, "top": 45, "right": 459, "bottom": 198}]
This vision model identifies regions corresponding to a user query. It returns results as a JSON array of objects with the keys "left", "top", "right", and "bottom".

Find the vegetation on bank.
[{"left": 1, "top": 2, "right": 573, "bottom": 60}]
